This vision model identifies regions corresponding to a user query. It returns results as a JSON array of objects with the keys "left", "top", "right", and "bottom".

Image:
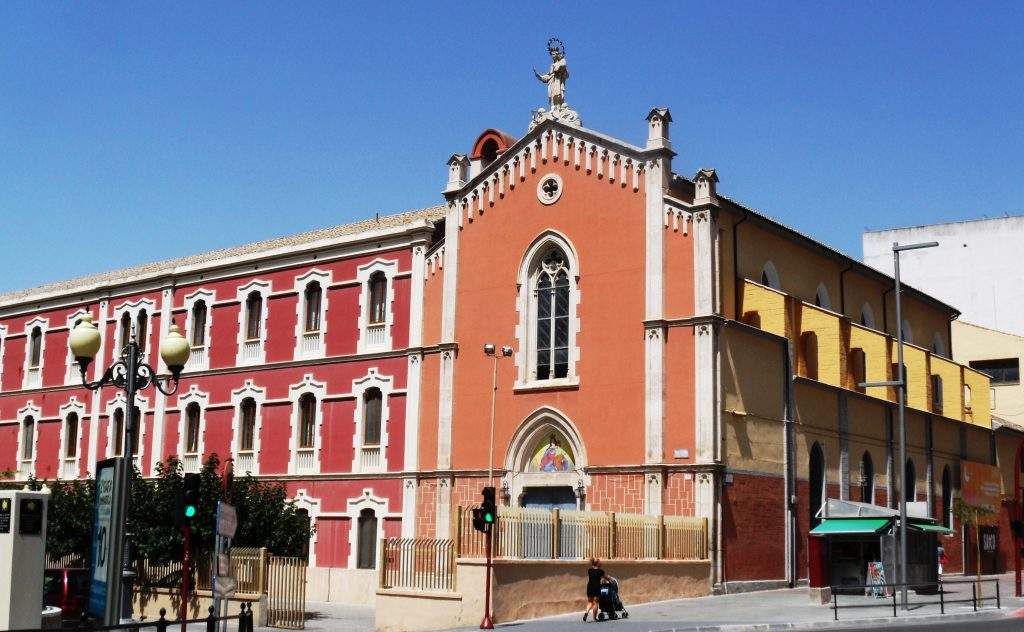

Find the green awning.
[
  {"left": 909, "top": 523, "right": 954, "bottom": 535},
  {"left": 810, "top": 518, "right": 892, "bottom": 536}
]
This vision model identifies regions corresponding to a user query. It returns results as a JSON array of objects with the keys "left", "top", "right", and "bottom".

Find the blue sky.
[{"left": 2, "top": 3, "right": 1021, "bottom": 293}]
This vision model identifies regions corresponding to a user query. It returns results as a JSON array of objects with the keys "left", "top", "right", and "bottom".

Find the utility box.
[{"left": 0, "top": 490, "right": 49, "bottom": 630}]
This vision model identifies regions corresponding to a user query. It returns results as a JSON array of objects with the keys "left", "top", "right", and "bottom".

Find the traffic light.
[
  {"left": 176, "top": 473, "right": 201, "bottom": 527},
  {"left": 481, "top": 486, "right": 497, "bottom": 527},
  {"left": 471, "top": 507, "right": 487, "bottom": 533}
]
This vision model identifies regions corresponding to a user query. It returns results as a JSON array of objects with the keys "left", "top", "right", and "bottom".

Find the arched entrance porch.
[{"left": 502, "top": 406, "right": 588, "bottom": 510}]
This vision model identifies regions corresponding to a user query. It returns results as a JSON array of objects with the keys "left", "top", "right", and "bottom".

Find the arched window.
[
  {"left": 119, "top": 312, "right": 132, "bottom": 349},
  {"left": 860, "top": 303, "right": 876, "bottom": 329},
  {"left": 245, "top": 291, "right": 263, "bottom": 340},
  {"left": 932, "top": 332, "right": 946, "bottom": 358},
  {"left": 185, "top": 403, "right": 201, "bottom": 454},
  {"left": 941, "top": 465, "right": 952, "bottom": 528},
  {"left": 904, "top": 459, "right": 917, "bottom": 502},
  {"left": 21, "top": 416, "right": 35, "bottom": 460},
  {"left": 191, "top": 300, "right": 208, "bottom": 347},
  {"left": 859, "top": 451, "right": 874, "bottom": 504},
  {"left": 240, "top": 398, "right": 257, "bottom": 452},
  {"left": 28, "top": 327, "right": 42, "bottom": 369},
  {"left": 65, "top": 413, "right": 79, "bottom": 459},
  {"left": 814, "top": 283, "right": 832, "bottom": 310},
  {"left": 112, "top": 408, "right": 125, "bottom": 456},
  {"left": 298, "top": 393, "right": 316, "bottom": 449},
  {"left": 356, "top": 508, "right": 377, "bottom": 569},
  {"left": 534, "top": 248, "right": 571, "bottom": 381},
  {"left": 760, "top": 261, "right": 781, "bottom": 290},
  {"left": 800, "top": 332, "right": 819, "bottom": 380},
  {"left": 901, "top": 319, "right": 914, "bottom": 345},
  {"left": 363, "top": 388, "right": 382, "bottom": 446},
  {"left": 809, "top": 442, "right": 826, "bottom": 528},
  {"left": 368, "top": 272, "right": 387, "bottom": 325},
  {"left": 303, "top": 282, "right": 322, "bottom": 333},
  {"left": 849, "top": 348, "right": 866, "bottom": 392},
  {"left": 136, "top": 310, "right": 148, "bottom": 351}
]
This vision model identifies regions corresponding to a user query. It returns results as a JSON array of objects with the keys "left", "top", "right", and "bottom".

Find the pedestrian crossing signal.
[{"left": 175, "top": 473, "right": 201, "bottom": 527}]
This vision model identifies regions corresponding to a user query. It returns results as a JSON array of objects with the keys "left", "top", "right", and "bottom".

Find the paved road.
[{"left": 827, "top": 617, "right": 1024, "bottom": 631}]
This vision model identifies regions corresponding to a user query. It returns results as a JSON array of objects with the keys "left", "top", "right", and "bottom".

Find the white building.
[{"left": 863, "top": 216, "right": 1024, "bottom": 337}]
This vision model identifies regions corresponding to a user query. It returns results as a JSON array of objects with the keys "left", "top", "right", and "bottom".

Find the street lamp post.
[
  {"left": 69, "top": 314, "right": 190, "bottom": 623},
  {"left": 859, "top": 240, "right": 938, "bottom": 610},
  {"left": 481, "top": 343, "right": 511, "bottom": 631}
]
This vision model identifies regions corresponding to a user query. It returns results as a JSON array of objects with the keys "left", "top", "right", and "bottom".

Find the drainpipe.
[
  {"left": 838, "top": 263, "right": 853, "bottom": 317},
  {"left": 882, "top": 287, "right": 892, "bottom": 334},
  {"left": 782, "top": 338, "right": 797, "bottom": 587},
  {"left": 732, "top": 210, "right": 749, "bottom": 320}
]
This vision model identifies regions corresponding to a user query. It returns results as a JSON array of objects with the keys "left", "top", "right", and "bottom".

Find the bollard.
[
  {"left": 832, "top": 589, "right": 838, "bottom": 621},
  {"left": 206, "top": 605, "right": 217, "bottom": 632},
  {"left": 997, "top": 579, "right": 1001, "bottom": 609},
  {"left": 156, "top": 608, "right": 169, "bottom": 632},
  {"left": 78, "top": 611, "right": 90, "bottom": 629},
  {"left": 892, "top": 585, "right": 897, "bottom": 617},
  {"left": 939, "top": 582, "right": 944, "bottom": 614},
  {"left": 972, "top": 582, "right": 977, "bottom": 612}
]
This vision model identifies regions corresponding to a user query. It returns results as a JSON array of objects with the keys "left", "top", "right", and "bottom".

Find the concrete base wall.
[
  {"left": 305, "top": 567, "right": 378, "bottom": 605},
  {"left": 376, "top": 558, "right": 711, "bottom": 632}
]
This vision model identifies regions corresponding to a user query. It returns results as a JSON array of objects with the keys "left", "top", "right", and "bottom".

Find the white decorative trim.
[
  {"left": 0, "top": 324, "right": 7, "bottom": 390},
  {"left": 293, "top": 490, "right": 321, "bottom": 568},
  {"left": 502, "top": 406, "right": 588, "bottom": 509},
  {"left": 87, "top": 300, "right": 110, "bottom": 476},
  {"left": 22, "top": 316, "right": 49, "bottom": 390},
  {"left": 401, "top": 477, "right": 417, "bottom": 538},
  {"left": 64, "top": 309, "right": 92, "bottom": 385},
  {"left": 230, "top": 380, "right": 266, "bottom": 475},
  {"left": 293, "top": 269, "right": 332, "bottom": 360},
  {"left": 58, "top": 398, "right": 86, "bottom": 479},
  {"left": 346, "top": 488, "right": 390, "bottom": 569},
  {"left": 176, "top": 386, "right": 208, "bottom": 473},
  {"left": 288, "top": 374, "right": 326, "bottom": 475},
  {"left": 536, "top": 172, "right": 564, "bottom": 205},
  {"left": 184, "top": 288, "right": 215, "bottom": 372},
  {"left": 15, "top": 402, "right": 41, "bottom": 480},
  {"left": 112, "top": 298, "right": 157, "bottom": 356},
  {"left": 403, "top": 354, "right": 422, "bottom": 472},
  {"left": 514, "top": 231, "right": 581, "bottom": 389},
  {"left": 356, "top": 259, "right": 398, "bottom": 354},
  {"left": 235, "top": 279, "right": 272, "bottom": 366},
  {"left": 350, "top": 368, "right": 393, "bottom": 474}
]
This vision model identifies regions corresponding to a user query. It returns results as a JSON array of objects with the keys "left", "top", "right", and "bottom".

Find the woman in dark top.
[{"left": 583, "top": 558, "right": 605, "bottom": 622}]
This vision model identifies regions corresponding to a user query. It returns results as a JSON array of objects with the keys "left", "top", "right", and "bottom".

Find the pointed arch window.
[
  {"left": 23, "top": 323, "right": 45, "bottom": 389},
  {"left": 298, "top": 393, "right": 316, "bottom": 450},
  {"left": 64, "top": 413, "right": 79, "bottom": 459},
  {"left": 119, "top": 312, "right": 132, "bottom": 350},
  {"left": 21, "top": 416, "right": 35, "bottom": 460},
  {"left": 760, "top": 262, "right": 781, "bottom": 290},
  {"left": 304, "top": 282, "right": 323, "bottom": 333},
  {"left": 137, "top": 310, "right": 149, "bottom": 352},
  {"left": 112, "top": 408, "right": 125, "bottom": 456},
  {"left": 240, "top": 398, "right": 257, "bottom": 452},
  {"left": 245, "top": 291, "right": 263, "bottom": 341},
  {"left": 535, "top": 249, "right": 571, "bottom": 381},
  {"left": 860, "top": 303, "right": 876, "bottom": 329},
  {"left": 363, "top": 388, "right": 382, "bottom": 446}
]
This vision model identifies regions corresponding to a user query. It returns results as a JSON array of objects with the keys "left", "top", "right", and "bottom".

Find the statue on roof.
[{"left": 530, "top": 38, "right": 581, "bottom": 130}]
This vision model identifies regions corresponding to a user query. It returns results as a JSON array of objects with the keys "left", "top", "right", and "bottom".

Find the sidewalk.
[{"left": 444, "top": 572, "right": 1024, "bottom": 632}]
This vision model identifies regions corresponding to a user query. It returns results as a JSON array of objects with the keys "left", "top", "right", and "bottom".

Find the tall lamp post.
[
  {"left": 859, "top": 240, "right": 938, "bottom": 610},
  {"left": 69, "top": 314, "right": 190, "bottom": 622},
  {"left": 481, "top": 343, "right": 511, "bottom": 631}
]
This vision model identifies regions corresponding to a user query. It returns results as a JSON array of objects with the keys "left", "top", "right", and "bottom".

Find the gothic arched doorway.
[{"left": 503, "top": 407, "right": 587, "bottom": 510}]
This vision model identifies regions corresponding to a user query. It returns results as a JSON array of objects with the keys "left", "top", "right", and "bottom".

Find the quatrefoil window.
[{"left": 536, "top": 173, "right": 564, "bottom": 205}]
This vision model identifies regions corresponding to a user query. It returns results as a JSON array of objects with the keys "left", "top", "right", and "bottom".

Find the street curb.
[{"left": 648, "top": 608, "right": 1009, "bottom": 631}]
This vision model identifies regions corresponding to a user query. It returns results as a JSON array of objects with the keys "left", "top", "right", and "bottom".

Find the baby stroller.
[{"left": 596, "top": 576, "right": 629, "bottom": 621}]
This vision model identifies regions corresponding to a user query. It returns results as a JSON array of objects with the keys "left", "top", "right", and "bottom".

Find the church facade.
[{"left": 0, "top": 97, "right": 1002, "bottom": 591}]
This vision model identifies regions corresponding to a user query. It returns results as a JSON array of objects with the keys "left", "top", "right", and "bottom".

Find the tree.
[{"left": 954, "top": 498, "right": 998, "bottom": 604}]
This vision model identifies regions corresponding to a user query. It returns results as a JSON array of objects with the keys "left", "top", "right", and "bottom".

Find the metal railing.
[
  {"left": 365, "top": 324, "right": 387, "bottom": 349},
  {"left": 135, "top": 548, "right": 268, "bottom": 594},
  {"left": 295, "top": 448, "right": 316, "bottom": 473},
  {"left": 359, "top": 446, "right": 382, "bottom": 471},
  {"left": 61, "top": 458, "right": 79, "bottom": 479},
  {"left": 299, "top": 332, "right": 322, "bottom": 355},
  {"left": 455, "top": 507, "right": 708, "bottom": 561},
  {"left": 9, "top": 604, "right": 255, "bottom": 632},
  {"left": 266, "top": 555, "right": 307, "bottom": 629},
  {"left": 380, "top": 538, "right": 457, "bottom": 592},
  {"left": 830, "top": 577, "right": 1002, "bottom": 620},
  {"left": 240, "top": 340, "right": 262, "bottom": 363},
  {"left": 25, "top": 367, "right": 41, "bottom": 388},
  {"left": 181, "top": 453, "right": 200, "bottom": 473},
  {"left": 46, "top": 552, "right": 86, "bottom": 569},
  {"left": 235, "top": 451, "right": 256, "bottom": 474},
  {"left": 187, "top": 345, "right": 208, "bottom": 371}
]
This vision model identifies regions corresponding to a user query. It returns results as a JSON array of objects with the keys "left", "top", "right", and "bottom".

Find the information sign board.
[
  {"left": 88, "top": 459, "right": 122, "bottom": 622},
  {"left": 217, "top": 502, "right": 237, "bottom": 538},
  {"left": 19, "top": 498, "right": 44, "bottom": 535},
  {"left": 0, "top": 498, "right": 10, "bottom": 534}
]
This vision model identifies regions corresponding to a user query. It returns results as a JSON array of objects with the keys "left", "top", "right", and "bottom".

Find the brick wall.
[
  {"left": 587, "top": 473, "right": 645, "bottom": 513},
  {"left": 664, "top": 472, "right": 696, "bottom": 515},
  {"left": 416, "top": 479, "right": 438, "bottom": 538},
  {"left": 722, "top": 472, "right": 786, "bottom": 582}
]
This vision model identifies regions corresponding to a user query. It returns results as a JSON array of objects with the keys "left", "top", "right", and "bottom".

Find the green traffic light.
[
  {"left": 484, "top": 512, "right": 494, "bottom": 523},
  {"left": 185, "top": 505, "right": 197, "bottom": 518}
]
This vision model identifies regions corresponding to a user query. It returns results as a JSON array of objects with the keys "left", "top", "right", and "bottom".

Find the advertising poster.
[{"left": 961, "top": 461, "right": 1002, "bottom": 526}]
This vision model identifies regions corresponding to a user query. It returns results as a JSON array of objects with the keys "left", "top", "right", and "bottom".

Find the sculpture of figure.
[{"left": 534, "top": 38, "right": 569, "bottom": 111}]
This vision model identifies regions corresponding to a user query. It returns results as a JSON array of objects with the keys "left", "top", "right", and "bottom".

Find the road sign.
[
  {"left": 214, "top": 576, "right": 237, "bottom": 598},
  {"left": 216, "top": 502, "right": 237, "bottom": 538},
  {"left": 217, "top": 553, "right": 231, "bottom": 576},
  {"left": 88, "top": 458, "right": 123, "bottom": 623}
]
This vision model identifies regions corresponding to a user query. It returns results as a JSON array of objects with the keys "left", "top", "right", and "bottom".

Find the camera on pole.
[{"left": 175, "top": 473, "right": 201, "bottom": 527}]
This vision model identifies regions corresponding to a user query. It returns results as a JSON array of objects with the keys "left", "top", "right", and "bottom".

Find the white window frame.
[
  {"left": 184, "top": 288, "right": 215, "bottom": 372},
  {"left": 288, "top": 374, "right": 326, "bottom": 475},
  {"left": 58, "top": 398, "right": 86, "bottom": 479},
  {"left": 236, "top": 280, "right": 271, "bottom": 366},
  {"left": 22, "top": 317, "right": 49, "bottom": 390},
  {"left": 176, "top": 386, "right": 208, "bottom": 473},
  {"left": 112, "top": 299, "right": 157, "bottom": 357},
  {"left": 514, "top": 231, "right": 581, "bottom": 389},
  {"left": 346, "top": 489, "right": 390, "bottom": 570},
  {"left": 292, "top": 490, "right": 321, "bottom": 567},
  {"left": 15, "top": 402, "right": 41, "bottom": 481},
  {"left": 351, "top": 368, "right": 393, "bottom": 473},
  {"left": 231, "top": 379, "right": 266, "bottom": 475},
  {"left": 64, "top": 309, "right": 92, "bottom": 385},
  {"left": 0, "top": 324, "right": 7, "bottom": 389},
  {"left": 294, "top": 269, "right": 332, "bottom": 360},
  {"left": 104, "top": 392, "right": 149, "bottom": 469},
  {"left": 356, "top": 259, "right": 398, "bottom": 354}
]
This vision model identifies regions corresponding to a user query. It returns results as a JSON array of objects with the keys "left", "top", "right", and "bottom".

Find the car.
[{"left": 43, "top": 568, "right": 90, "bottom": 623}]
